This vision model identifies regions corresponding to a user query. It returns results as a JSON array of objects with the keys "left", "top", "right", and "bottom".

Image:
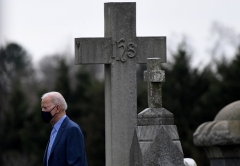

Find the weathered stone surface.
[
  {"left": 75, "top": 3, "right": 166, "bottom": 166},
  {"left": 136, "top": 38, "right": 166, "bottom": 64},
  {"left": 75, "top": 38, "right": 112, "bottom": 64},
  {"left": 194, "top": 120, "right": 240, "bottom": 146},
  {"left": 138, "top": 108, "right": 173, "bottom": 119},
  {"left": 137, "top": 125, "right": 180, "bottom": 142},
  {"left": 214, "top": 100, "right": 240, "bottom": 121},
  {"left": 137, "top": 118, "right": 174, "bottom": 126},
  {"left": 129, "top": 129, "right": 143, "bottom": 166},
  {"left": 137, "top": 108, "right": 174, "bottom": 126},
  {"left": 194, "top": 100, "right": 240, "bottom": 147},
  {"left": 131, "top": 58, "right": 185, "bottom": 165},
  {"left": 140, "top": 126, "right": 184, "bottom": 166},
  {"left": 137, "top": 124, "right": 183, "bottom": 154},
  {"left": 143, "top": 58, "right": 165, "bottom": 108},
  {"left": 144, "top": 70, "right": 165, "bottom": 82},
  {"left": 193, "top": 100, "right": 240, "bottom": 165}
]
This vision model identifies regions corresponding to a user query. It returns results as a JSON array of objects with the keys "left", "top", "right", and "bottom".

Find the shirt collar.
[{"left": 53, "top": 115, "right": 66, "bottom": 132}]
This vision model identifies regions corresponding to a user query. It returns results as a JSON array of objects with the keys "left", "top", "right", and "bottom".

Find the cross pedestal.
[{"left": 75, "top": 3, "right": 166, "bottom": 166}]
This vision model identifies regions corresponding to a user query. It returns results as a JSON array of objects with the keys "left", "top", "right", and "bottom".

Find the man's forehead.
[{"left": 42, "top": 96, "right": 52, "bottom": 104}]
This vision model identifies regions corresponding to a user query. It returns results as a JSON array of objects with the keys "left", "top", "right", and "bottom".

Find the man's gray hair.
[{"left": 41, "top": 92, "right": 68, "bottom": 111}]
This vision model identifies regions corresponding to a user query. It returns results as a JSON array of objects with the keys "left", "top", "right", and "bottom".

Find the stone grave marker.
[
  {"left": 194, "top": 100, "right": 240, "bottom": 166},
  {"left": 132, "top": 58, "right": 185, "bottom": 166},
  {"left": 75, "top": 3, "right": 166, "bottom": 166}
]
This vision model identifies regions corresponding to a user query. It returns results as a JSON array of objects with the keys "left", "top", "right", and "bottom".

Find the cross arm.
[
  {"left": 136, "top": 37, "right": 166, "bottom": 64},
  {"left": 75, "top": 37, "right": 112, "bottom": 64}
]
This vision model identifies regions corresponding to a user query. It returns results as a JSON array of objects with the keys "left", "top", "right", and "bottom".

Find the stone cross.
[
  {"left": 75, "top": 3, "right": 166, "bottom": 166},
  {"left": 144, "top": 58, "right": 165, "bottom": 108},
  {"left": 135, "top": 58, "right": 184, "bottom": 166}
]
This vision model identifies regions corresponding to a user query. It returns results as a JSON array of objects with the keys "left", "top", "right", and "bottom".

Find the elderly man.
[{"left": 41, "top": 91, "right": 88, "bottom": 166}]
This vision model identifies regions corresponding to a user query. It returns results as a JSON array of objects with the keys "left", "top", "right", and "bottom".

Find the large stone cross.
[{"left": 75, "top": 3, "right": 166, "bottom": 166}]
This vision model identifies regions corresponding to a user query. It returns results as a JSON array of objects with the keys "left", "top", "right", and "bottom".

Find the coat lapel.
[
  {"left": 43, "top": 136, "right": 50, "bottom": 166},
  {"left": 49, "top": 117, "right": 69, "bottom": 156}
]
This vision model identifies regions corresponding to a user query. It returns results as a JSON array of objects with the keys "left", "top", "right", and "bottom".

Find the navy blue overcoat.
[{"left": 43, "top": 116, "right": 88, "bottom": 166}]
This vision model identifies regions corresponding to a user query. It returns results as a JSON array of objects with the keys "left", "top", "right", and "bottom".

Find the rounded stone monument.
[{"left": 193, "top": 100, "right": 240, "bottom": 166}]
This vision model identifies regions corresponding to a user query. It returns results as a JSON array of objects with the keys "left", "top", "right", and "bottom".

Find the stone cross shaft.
[
  {"left": 144, "top": 58, "right": 165, "bottom": 108},
  {"left": 75, "top": 3, "right": 166, "bottom": 166}
]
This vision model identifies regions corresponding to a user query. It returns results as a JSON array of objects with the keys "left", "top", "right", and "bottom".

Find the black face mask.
[{"left": 41, "top": 106, "right": 57, "bottom": 123}]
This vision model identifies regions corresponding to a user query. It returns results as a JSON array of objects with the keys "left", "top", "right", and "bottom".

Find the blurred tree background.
[{"left": 0, "top": 33, "right": 240, "bottom": 166}]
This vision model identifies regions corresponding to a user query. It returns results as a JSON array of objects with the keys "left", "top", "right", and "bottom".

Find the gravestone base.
[
  {"left": 210, "top": 158, "right": 240, "bottom": 166},
  {"left": 203, "top": 145, "right": 240, "bottom": 159},
  {"left": 202, "top": 145, "right": 240, "bottom": 166},
  {"left": 131, "top": 107, "right": 185, "bottom": 166}
]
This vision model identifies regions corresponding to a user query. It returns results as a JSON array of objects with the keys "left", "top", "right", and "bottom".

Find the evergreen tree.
[
  {"left": 71, "top": 66, "right": 105, "bottom": 166},
  {"left": 54, "top": 57, "right": 71, "bottom": 101},
  {"left": 208, "top": 45, "right": 240, "bottom": 111},
  {"left": 0, "top": 43, "right": 38, "bottom": 166}
]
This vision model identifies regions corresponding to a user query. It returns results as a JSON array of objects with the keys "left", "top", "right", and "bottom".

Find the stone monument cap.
[
  {"left": 193, "top": 100, "right": 240, "bottom": 146},
  {"left": 215, "top": 100, "right": 240, "bottom": 121},
  {"left": 138, "top": 108, "right": 173, "bottom": 118},
  {"left": 137, "top": 108, "right": 174, "bottom": 126}
]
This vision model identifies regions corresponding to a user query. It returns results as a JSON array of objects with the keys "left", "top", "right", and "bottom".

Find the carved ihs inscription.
[{"left": 113, "top": 38, "right": 137, "bottom": 62}]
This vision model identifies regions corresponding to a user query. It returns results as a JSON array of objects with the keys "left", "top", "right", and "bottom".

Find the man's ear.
[{"left": 56, "top": 104, "right": 60, "bottom": 111}]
